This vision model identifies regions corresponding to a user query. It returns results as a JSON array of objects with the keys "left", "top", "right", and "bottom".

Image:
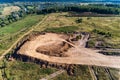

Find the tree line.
[
  {"left": 0, "top": 4, "right": 38, "bottom": 27},
  {"left": 0, "top": 10, "right": 25, "bottom": 27},
  {"left": 1, "top": 4, "right": 120, "bottom": 27},
  {"left": 36, "top": 5, "right": 120, "bottom": 15}
]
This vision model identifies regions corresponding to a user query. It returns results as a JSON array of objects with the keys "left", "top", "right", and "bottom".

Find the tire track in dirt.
[
  {"left": 104, "top": 68, "right": 114, "bottom": 80},
  {"left": 88, "top": 66, "right": 98, "bottom": 80},
  {"left": 40, "top": 70, "right": 65, "bottom": 80}
]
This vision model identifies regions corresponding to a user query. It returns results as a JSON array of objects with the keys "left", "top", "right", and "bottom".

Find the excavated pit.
[
  {"left": 36, "top": 41, "right": 71, "bottom": 57},
  {"left": 15, "top": 32, "right": 120, "bottom": 70},
  {"left": 16, "top": 32, "right": 77, "bottom": 60},
  {"left": 15, "top": 32, "right": 77, "bottom": 75}
]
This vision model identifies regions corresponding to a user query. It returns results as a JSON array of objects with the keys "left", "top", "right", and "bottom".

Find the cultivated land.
[{"left": 0, "top": 12, "right": 120, "bottom": 80}]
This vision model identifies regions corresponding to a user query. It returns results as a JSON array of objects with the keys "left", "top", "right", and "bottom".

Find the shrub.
[{"left": 76, "top": 18, "right": 83, "bottom": 23}]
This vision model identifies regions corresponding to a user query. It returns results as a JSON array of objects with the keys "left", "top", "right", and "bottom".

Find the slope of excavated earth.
[{"left": 17, "top": 33, "right": 120, "bottom": 69}]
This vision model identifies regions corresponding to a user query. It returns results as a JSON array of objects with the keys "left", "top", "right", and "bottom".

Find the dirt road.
[
  {"left": 78, "top": 33, "right": 89, "bottom": 47},
  {"left": 88, "top": 66, "right": 98, "bottom": 80},
  {"left": 40, "top": 70, "right": 65, "bottom": 80}
]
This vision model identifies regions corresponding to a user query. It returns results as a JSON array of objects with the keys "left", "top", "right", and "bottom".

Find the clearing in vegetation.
[
  {"left": 17, "top": 32, "right": 120, "bottom": 68},
  {"left": 2, "top": 6, "right": 20, "bottom": 16}
]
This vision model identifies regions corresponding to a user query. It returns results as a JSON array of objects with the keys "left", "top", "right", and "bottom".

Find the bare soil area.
[
  {"left": 17, "top": 33, "right": 120, "bottom": 69},
  {"left": 2, "top": 6, "right": 20, "bottom": 16}
]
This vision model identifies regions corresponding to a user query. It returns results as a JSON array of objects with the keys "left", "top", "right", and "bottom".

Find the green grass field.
[
  {"left": 51, "top": 65, "right": 92, "bottom": 80},
  {"left": 0, "top": 60, "right": 57, "bottom": 80},
  {"left": 51, "top": 66, "right": 92, "bottom": 80},
  {"left": 0, "top": 15, "right": 44, "bottom": 37},
  {"left": 0, "top": 14, "right": 44, "bottom": 55},
  {"left": 44, "top": 26, "right": 79, "bottom": 33}
]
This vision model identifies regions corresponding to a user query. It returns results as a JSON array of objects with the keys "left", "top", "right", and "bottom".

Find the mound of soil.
[{"left": 36, "top": 40, "right": 71, "bottom": 57}]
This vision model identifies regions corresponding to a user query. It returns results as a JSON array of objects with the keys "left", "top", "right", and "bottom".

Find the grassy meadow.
[
  {"left": 51, "top": 65, "right": 93, "bottom": 80},
  {"left": 0, "top": 60, "right": 57, "bottom": 80}
]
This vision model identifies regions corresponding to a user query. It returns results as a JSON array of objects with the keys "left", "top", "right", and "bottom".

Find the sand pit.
[
  {"left": 2, "top": 6, "right": 20, "bottom": 16},
  {"left": 17, "top": 33, "right": 120, "bottom": 69}
]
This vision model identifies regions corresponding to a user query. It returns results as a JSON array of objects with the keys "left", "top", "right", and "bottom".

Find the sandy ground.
[
  {"left": 18, "top": 33, "right": 120, "bottom": 69},
  {"left": 2, "top": 6, "right": 20, "bottom": 16}
]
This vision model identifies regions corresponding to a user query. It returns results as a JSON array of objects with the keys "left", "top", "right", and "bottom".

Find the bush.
[
  {"left": 92, "top": 29, "right": 112, "bottom": 37},
  {"left": 0, "top": 12, "right": 2, "bottom": 15},
  {"left": 76, "top": 18, "right": 82, "bottom": 23},
  {"left": 87, "top": 40, "right": 95, "bottom": 48}
]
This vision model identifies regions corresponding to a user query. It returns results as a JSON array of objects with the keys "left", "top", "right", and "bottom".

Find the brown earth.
[
  {"left": 17, "top": 33, "right": 120, "bottom": 69},
  {"left": 2, "top": 6, "right": 20, "bottom": 16},
  {"left": 36, "top": 41, "right": 70, "bottom": 57}
]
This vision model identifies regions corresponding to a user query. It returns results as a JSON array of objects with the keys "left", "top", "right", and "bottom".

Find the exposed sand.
[
  {"left": 18, "top": 33, "right": 120, "bottom": 69},
  {"left": 2, "top": 6, "right": 20, "bottom": 16}
]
